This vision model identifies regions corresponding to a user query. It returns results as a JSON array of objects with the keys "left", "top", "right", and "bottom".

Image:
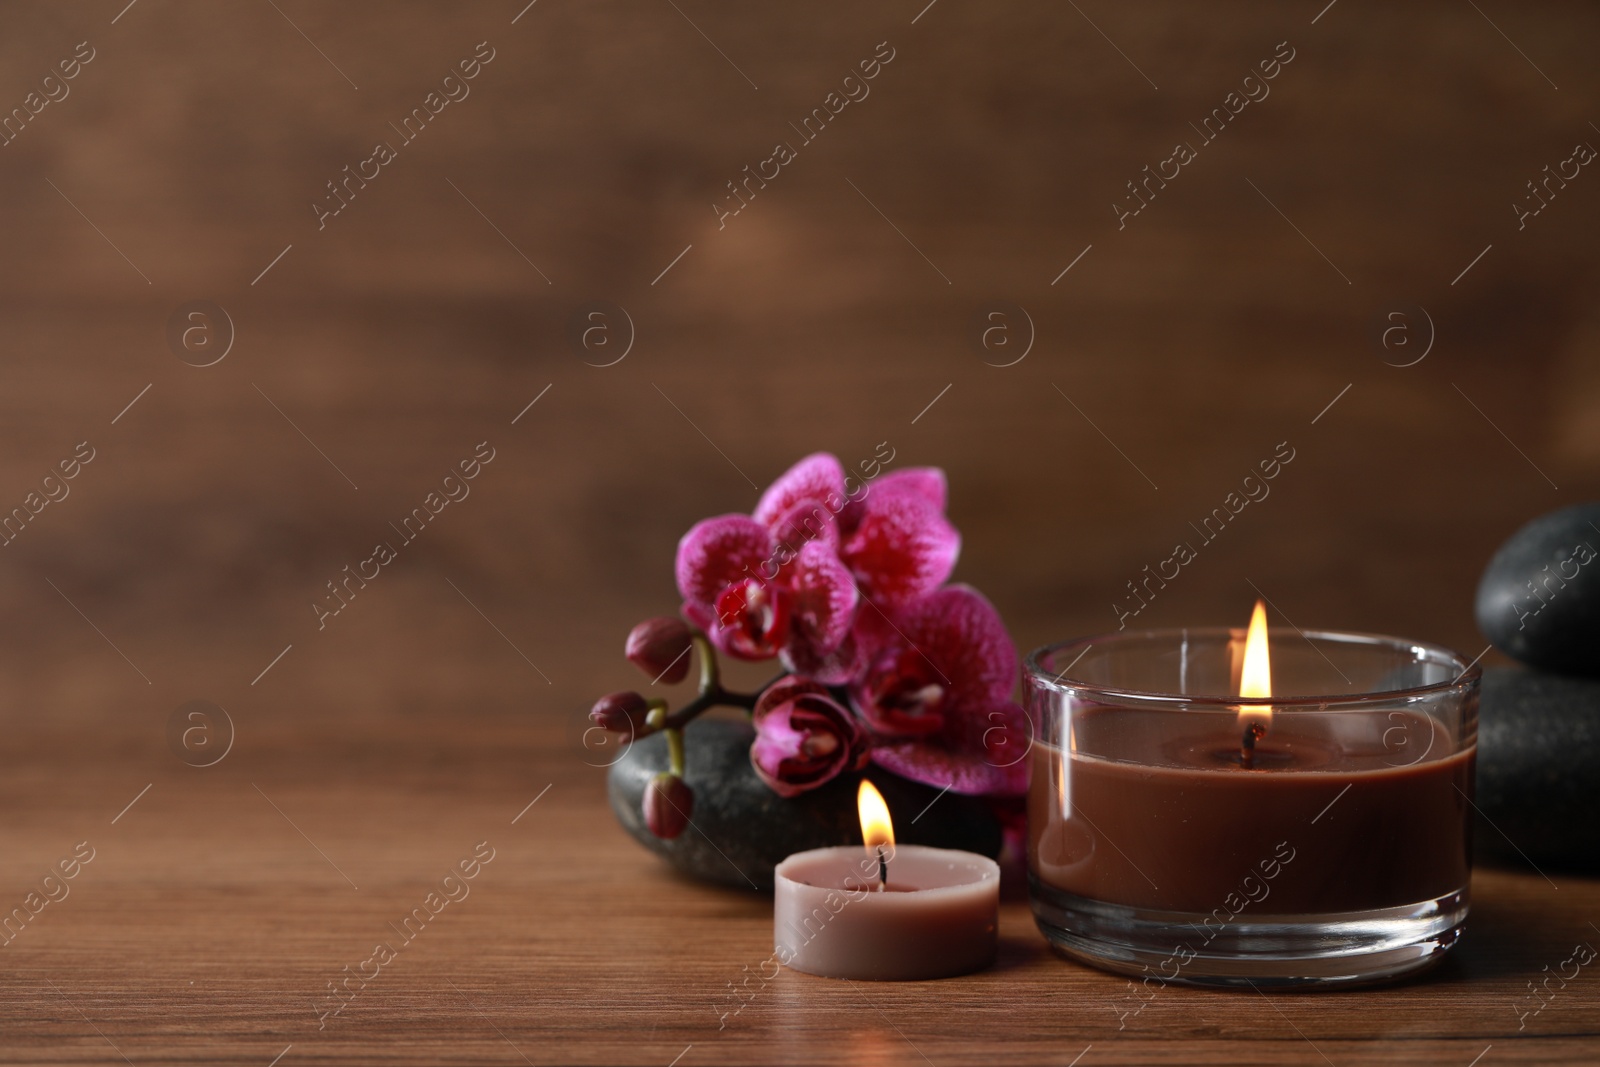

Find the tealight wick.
[
  {"left": 1240, "top": 722, "right": 1267, "bottom": 770},
  {"left": 858, "top": 780, "right": 894, "bottom": 892}
]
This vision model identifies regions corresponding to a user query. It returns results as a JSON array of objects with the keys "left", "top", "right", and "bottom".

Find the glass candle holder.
[{"left": 1025, "top": 628, "right": 1477, "bottom": 988}]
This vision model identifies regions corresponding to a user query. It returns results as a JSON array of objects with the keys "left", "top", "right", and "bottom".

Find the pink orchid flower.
[
  {"left": 674, "top": 453, "right": 960, "bottom": 676},
  {"left": 674, "top": 514, "right": 856, "bottom": 665},
  {"left": 850, "top": 585, "right": 1031, "bottom": 797},
  {"left": 750, "top": 676, "right": 870, "bottom": 797}
]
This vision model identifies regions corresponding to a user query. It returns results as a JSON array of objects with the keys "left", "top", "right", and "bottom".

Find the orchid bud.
[
  {"left": 750, "top": 676, "right": 867, "bottom": 797},
  {"left": 625, "top": 617, "right": 694, "bottom": 684},
  {"left": 591, "top": 691, "right": 650, "bottom": 733},
  {"left": 643, "top": 772, "right": 694, "bottom": 839}
]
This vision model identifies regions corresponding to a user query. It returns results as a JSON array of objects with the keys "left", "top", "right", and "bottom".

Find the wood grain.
[{"left": 2, "top": 717, "right": 1597, "bottom": 1065}]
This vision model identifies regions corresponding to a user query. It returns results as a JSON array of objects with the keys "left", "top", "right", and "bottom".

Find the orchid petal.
[
  {"left": 788, "top": 541, "right": 858, "bottom": 654},
  {"left": 675, "top": 514, "right": 773, "bottom": 607},
  {"left": 870, "top": 467, "right": 947, "bottom": 512},
  {"left": 842, "top": 493, "right": 959, "bottom": 605},
  {"left": 753, "top": 453, "right": 846, "bottom": 529}
]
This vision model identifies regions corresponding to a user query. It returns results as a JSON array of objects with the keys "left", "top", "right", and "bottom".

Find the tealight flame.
[
  {"left": 857, "top": 779, "right": 894, "bottom": 852},
  {"left": 1239, "top": 598, "right": 1273, "bottom": 726}
]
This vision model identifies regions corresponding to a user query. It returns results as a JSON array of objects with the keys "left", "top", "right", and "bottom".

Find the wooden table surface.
[
  {"left": 2, "top": 711, "right": 1597, "bottom": 1066},
  {"left": 2, "top": 0, "right": 1600, "bottom": 1063}
]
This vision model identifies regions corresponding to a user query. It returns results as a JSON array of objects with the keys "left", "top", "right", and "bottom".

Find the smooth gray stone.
[
  {"left": 1476, "top": 503, "right": 1600, "bottom": 676},
  {"left": 1475, "top": 666, "right": 1600, "bottom": 871},
  {"left": 609, "top": 717, "right": 1002, "bottom": 890}
]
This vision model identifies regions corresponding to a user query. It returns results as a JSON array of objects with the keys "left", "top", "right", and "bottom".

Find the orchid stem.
[
  {"left": 626, "top": 630, "right": 780, "bottom": 740},
  {"left": 693, "top": 631, "right": 720, "bottom": 694},
  {"left": 655, "top": 680, "right": 760, "bottom": 731},
  {"left": 666, "top": 727, "right": 686, "bottom": 777}
]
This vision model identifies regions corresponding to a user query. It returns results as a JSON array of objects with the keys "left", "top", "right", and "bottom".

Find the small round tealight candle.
[{"left": 773, "top": 786, "right": 1000, "bottom": 982}]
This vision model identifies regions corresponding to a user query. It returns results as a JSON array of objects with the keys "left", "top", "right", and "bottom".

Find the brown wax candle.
[
  {"left": 1028, "top": 708, "right": 1474, "bottom": 915},
  {"left": 1024, "top": 623, "right": 1478, "bottom": 985}
]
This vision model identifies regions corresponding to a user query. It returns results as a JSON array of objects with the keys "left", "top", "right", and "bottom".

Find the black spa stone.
[
  {"left": 1476, "top": 503, "right": 1600, "bottom": 677},
  {"left": 608, "top": 717, "right": 1002, "bottom": 890},
  {"left": 1474, "top": 666, "right": 1600, "bottom": 871}
]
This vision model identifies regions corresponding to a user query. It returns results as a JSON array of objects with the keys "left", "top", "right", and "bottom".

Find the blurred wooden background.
[{"left": 1, "top": 1, "right": 1598, "bottom": 1063}]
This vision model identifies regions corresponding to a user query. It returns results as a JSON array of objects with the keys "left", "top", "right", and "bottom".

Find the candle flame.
[
  {"left": 857, "top": 779, "right": 895, "bottom": 851},
  {"left": 1239, "top": 598, "right": 1272, "bottom": 726}
]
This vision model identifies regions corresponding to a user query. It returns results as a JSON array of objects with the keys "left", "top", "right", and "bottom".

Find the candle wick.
[
  {"left": 1240, "top": 722, "right": 1266, "bottom": 770},
  {"left": 877, "top": 846, "right": 887, "bottom": 892}
]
